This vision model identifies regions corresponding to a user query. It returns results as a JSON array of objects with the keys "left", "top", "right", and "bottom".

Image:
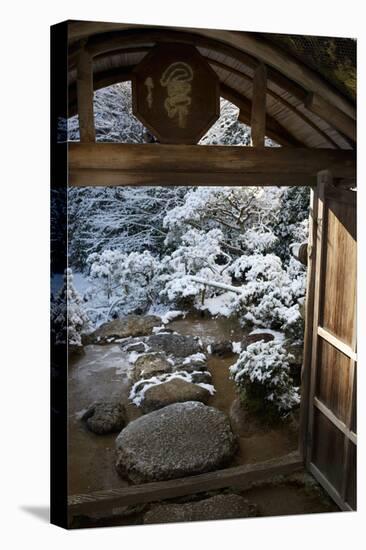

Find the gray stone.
[
  {"left": 86, "top": 315, "right": 160, "bottom": 344},
  {"left": 211, "top": 341, "right": 234, "bottom": 357},
  {"left": 129, "top": 353, "right": 172, "bottom": 384},
  {"left": 123, "top": 341, "right": 147, "bottom": 353},
  {"left": 174, "top": 361, "right": 207, "bottom": 373},
  {"left": 82, "top": 400, "right": 126, "bottom": 434},
  {"left": 140, "top": 378, "right": 211, "bottom": 412},
  {"left": 115, "top": 402, "right": 237, "bottom": 483},
  {"left": 189, "top": 370, "right": 212, "bottom": 384},
  {"left": 143, "top": 494, "right": 257, "bottom": 524},
  {"left": 146, "top": 333, "right": 202, "bottom": 357}
]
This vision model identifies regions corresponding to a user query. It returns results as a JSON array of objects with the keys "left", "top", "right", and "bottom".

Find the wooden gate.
[{"left": 303, "top": 171, "right": 357, "bottom": 510}]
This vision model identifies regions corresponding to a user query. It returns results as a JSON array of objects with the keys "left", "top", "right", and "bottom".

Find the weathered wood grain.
[
  {"left": 76, "top": 46, "right": 95, "bottom": 143},
  {"left": 306, "top": 93, "right": 356, "bottom": 142},
  {"left": 251, "top": 63, "right": 267, "bottom": 147},
  {"left": 68, "top": 144, "right": 355, "bottom": 187},
  {"left": 305, "top": 172, "right": 357, "bottom": 510},
  {"left": 68, "top": 451, "right": 302, "bottom": 517}
]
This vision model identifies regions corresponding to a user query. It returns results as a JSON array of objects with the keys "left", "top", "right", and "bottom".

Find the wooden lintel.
[
  {"left": 251, "top": 63, "right": 267, "bottom": 147},
  {"left": 69, "top": 169, "right": 317, "bottom": 187},
  {"left": 305, "top": 93, "right": 356, "bottom": 142},
  {"left": 68, "top": 451, "right": 302, "bottom": 517},
  {"left": 68, "top": 143, "right": 356, "bottom": 187},
  {"left": 76, "top": 46, "right": 95, "bottom": 143}
]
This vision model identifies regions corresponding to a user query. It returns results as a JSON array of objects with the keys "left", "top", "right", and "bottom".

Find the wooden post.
[
  {"left": 251, "top": 62, "right": 267, "bottom": 147},
  {"left": 298, "top": 186, "right": 319, "bottom": 461},
  {"left": 76, "top": 43, "right": 95, "bottom": 143}
]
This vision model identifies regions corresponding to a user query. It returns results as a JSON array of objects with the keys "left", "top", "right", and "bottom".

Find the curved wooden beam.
[
  {"left": 68, "top": 67, "right": 303, "bottom": 146},
  {"left": 69, "top": 26, "right": 355, "bottom": 122},
  {"left": 207, "top": 59, "right": 342, "bottom": 149},
  {"left": 74, "top": 45, "right": 342, "bottom": 148},
  {"left": 182, "top": 27, "right": 356, "bottom": 120},
  {"left": 69, "top": 28, "right": 307, "bottom": 103}
]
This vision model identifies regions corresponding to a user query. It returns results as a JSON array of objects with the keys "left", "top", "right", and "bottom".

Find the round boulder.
[
  {"left": 86, "top": 315, "right": 161, "bottom": 344},
  {"left": 115, "top": 402, "right": 237, "bottom": 483},
  {"left": 129, "top": 353, "right": 172, "bottom": 384},
  {"left": 146, "top": 333, "right": 202, "bottom": 357},
  {"left": 82, "top": 401, "right": 126, "bottom": 434},
  {"left": 140, "top": 378, "right": 211, "bottom": 413}
]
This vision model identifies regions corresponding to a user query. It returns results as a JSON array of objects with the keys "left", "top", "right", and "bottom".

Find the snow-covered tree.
[
  {"left": 84, "top": 249, "right": 164, "bottom": 323},
  {"left": 51, "top": 269, "right": 91, "bottom": 348},
  {"left": 273, "top": 187, "right": 310, "bottom": 263}
]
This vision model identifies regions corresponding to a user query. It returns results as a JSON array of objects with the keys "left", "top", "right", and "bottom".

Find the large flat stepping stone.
[
  {"left": 115, "top": 402, "right": 237, "bottom": 483},
  {"left": 129, "top": 353, "right": 172, "bottom": 384},
  {"left": 85, "top": 315, "right": 160, "bottom": 344},
  {"left": 146, "top": 333, "right": 202, "bottom": 357},
  {"left": 82, "top": 400, "right": 126, "bottom": 434},
  {"left": 143, "top": 494, "right": 257, "bottom": 524},
  {"left": 140, "top": 378, "right": 210, "bottom": 413}
]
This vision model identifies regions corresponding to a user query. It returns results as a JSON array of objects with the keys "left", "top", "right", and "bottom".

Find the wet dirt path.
[{"left": 68, "top": 313, "right": 298, "bottom": 495}]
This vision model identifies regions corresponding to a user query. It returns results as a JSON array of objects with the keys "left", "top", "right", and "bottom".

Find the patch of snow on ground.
[
  {"left": 160, "top": 310, "right": 186, "bottom": 324},
  {"left": 198, "top": 291, "right": 237, "bottom": 317},
  {"left": 183, "top": 353, "right": 207, "bottom": 364},
  {"left": 127, "top": 351, "right": 144, "bottom": 364},
  {"left": 232, "top": 341, "right": 242, "bottom": 354},
  {"left": 152, "top": 325, "right": 166, "bottom": 333}
]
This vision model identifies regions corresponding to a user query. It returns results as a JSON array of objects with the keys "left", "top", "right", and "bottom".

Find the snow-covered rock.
[
  {"left": 146, "top": 333, "right": 202, "bottom": 357},
  {"left": 128, "top": 353, "right": 173, "bottom": 384},
  {"left": 85, "top": 315, "right": 161, "bottom": 344},
  {"left": 139, "top": 378, "right": 211, "bottom": 413}
]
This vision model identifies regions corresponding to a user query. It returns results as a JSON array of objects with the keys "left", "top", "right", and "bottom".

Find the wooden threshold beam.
[
  {"left": 68, "top": 451, "right": 302, "bottom": 517},
  {"left": 68, "top": 143, "right": 355, "bottom": 187}
]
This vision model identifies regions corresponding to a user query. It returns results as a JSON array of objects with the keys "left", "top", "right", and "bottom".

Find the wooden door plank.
[
  {"left": 298, "top": 187, "right": 318, "bottom": 462},
  {"left": 306, "top": 171, "right": 329, "bottom": 466},
  {"left": 308, "top": 463, "right": 353, "bottom": 512},
  {"left": 317, "top": 327, "right": 357, "bottom": 361}
]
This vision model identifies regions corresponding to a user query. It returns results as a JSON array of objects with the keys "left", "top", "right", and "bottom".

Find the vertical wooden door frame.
[{"left": 300, "top": 170, "right": 357, "bottom": 510}]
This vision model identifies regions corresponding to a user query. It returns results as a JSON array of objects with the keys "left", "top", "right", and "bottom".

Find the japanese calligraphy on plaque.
[{"left": 132, "top": 44, "right": 220, "bottom": 144}]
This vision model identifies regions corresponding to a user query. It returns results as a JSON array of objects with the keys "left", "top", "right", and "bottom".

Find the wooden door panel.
[
  {"left": 322, "top": 199, "right": 356, "bottom": 346},
  {"left": 304, "top": 171, "right": 356, "bottom": 511},
  {"left": 316, "top": 340, "right": 353, "bottom": 423}
]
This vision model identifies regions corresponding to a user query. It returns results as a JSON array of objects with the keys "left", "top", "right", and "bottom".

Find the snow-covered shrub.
[
  {"left": 227, "top": 253, "right": 306, "bottom": 339},
  {"left": 230, "top": 340, "right": 300, "bottom": 418},
  {"left": 51, "top": 268, "right": 91, "bottom": 347}
]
